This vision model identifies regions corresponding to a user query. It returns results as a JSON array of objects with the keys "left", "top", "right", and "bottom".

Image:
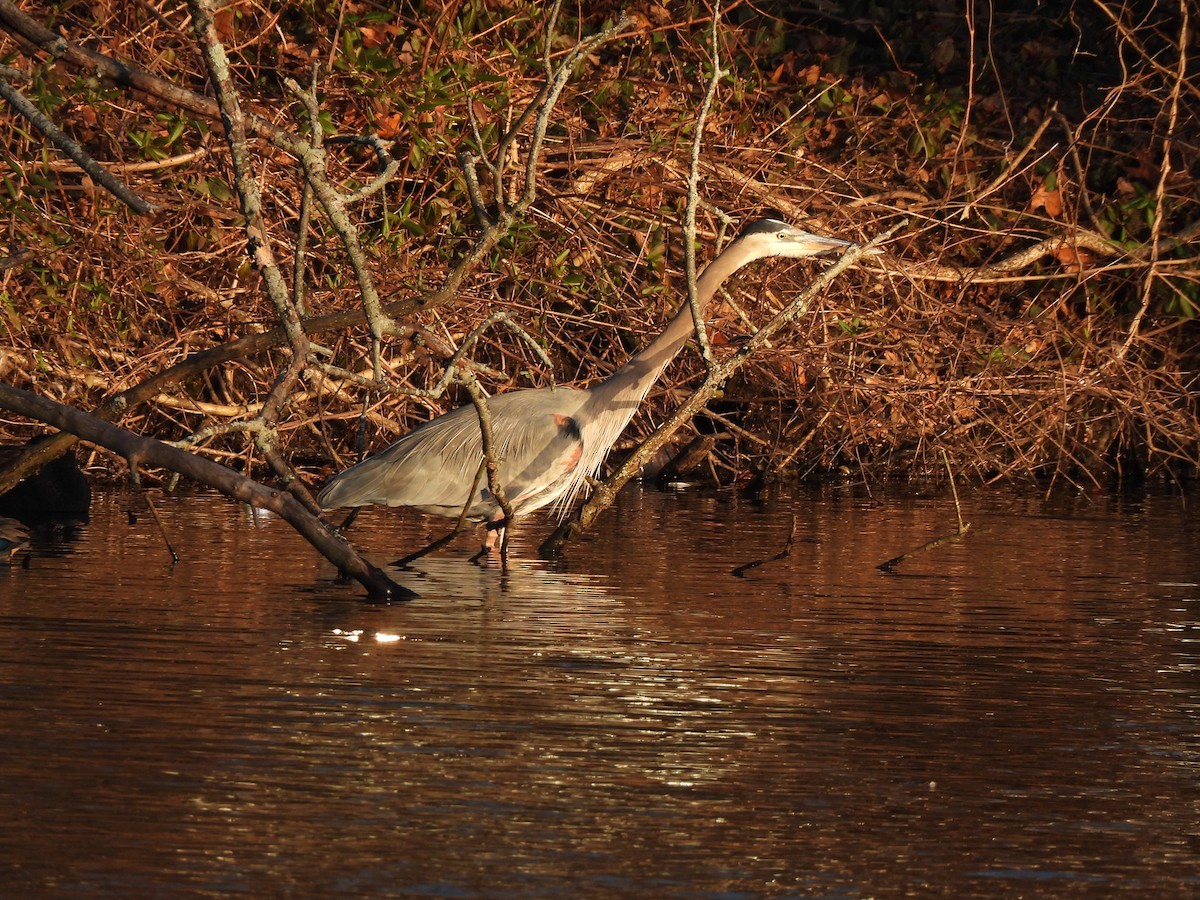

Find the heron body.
[
  {"left": 317, "top": 387, "right": 592, "bottom": 520},
  {"left": 317, "top": 219, "right": 854, "bottom": 538}
]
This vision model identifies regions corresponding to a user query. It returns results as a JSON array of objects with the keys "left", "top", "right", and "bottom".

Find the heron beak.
[
  {"left": 793, "top": 231, "right": 883, "bottom": 258},
  {"left": 806, "top": 234, "right": 854, "bottom": 255},
  {"left": 793, "top": 232, "right": 855, "bottom": 256}
]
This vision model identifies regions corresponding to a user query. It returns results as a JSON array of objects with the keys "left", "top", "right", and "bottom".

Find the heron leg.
[
  {"left": 468, "top": 519, "right": 506, "bottom": 565},
  {"left": 392, "top": 459, "right": 489, "bottom": 568}
]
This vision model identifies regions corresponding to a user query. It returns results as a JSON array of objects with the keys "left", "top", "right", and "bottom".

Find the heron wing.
[{"left": 317, "top": 388, "right": 590, "bottom": 519}]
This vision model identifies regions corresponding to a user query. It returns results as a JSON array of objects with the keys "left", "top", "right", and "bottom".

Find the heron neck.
[
  {"left": 570, "top": 239, "right": 763, "bottom": 477},
  {"left": 599, "top": 245, "right": 749, "bottom": 394}
]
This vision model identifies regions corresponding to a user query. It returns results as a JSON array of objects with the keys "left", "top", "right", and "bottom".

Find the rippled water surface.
[{"left": 0, "top": 485, "right": 1196, "bottom": 897}]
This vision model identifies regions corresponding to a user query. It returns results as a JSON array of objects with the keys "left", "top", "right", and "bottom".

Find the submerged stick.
[
  {"left": 142, "top": 494, "right": 180, "bottom": 564},
  {"left": 731, "top": 513, "right": 799, "bottom": 577},
  {"left": 877, "top": 452, "right": 972, "bottom": 572},
  {"left": 875, "top": 523, "right": 973, "bottom": 573}
]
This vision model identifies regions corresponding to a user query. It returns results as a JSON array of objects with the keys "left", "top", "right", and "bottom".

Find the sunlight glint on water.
[{"left": 0, "top": 486, "right": 1195, "bottom": 896}]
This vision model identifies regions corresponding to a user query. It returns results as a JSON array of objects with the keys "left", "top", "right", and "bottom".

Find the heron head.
[{"left": 735, "top": 218, "right": 856, "bottom": 262}]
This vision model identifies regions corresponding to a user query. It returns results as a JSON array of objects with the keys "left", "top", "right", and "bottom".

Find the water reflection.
[{"left": 0, "top": 485, "right": 1196, "bottom": 896}]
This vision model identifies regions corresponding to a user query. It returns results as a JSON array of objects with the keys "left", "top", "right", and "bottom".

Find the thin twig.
[
  {"left": 682, "top": 0, "right": 725, "bottom": 367},
  {"left": 1116, "top": 0, "right": 1189, "bottom": 360},
  {"left": 942, "top": 448, "right": 966, "bottom": 533},
  {"left": 290, "top": 66, "right": 323, "bottom": 317},
  {"left": 731, "top": 513, "right": 798, "bottom": 577},
  {"left": 0, "top": 74, "right": 157, "bottom": 213}
]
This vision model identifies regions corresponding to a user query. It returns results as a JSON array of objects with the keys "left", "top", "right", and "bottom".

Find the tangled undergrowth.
[{"left": 1, "top": 0, "right": 1197, "bottom": 497}]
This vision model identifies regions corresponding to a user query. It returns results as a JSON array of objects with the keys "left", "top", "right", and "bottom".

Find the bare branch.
[
  {"left": 0, "top": 73, "right": 156, "bottom": 213},
  {"left": 188, "top": 0, "right": 312, "bottom": 489},
  {"left": 462, "top": 377, "right": 515, "bottom": 556},
  {"left": 0, "top": 383, "right": 410, "bottom": 600},
  {"left": 683, "top": 1, "right": 726, "bottom": 367},
  {"left": 1117, "top": 0, "right": 1190, "bottom": 359}
]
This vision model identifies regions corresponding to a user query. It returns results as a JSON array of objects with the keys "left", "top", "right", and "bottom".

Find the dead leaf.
[
  {"left": 375, "top": 113, "right": 404, "bottom": 138},
  {"left": 1054, "top": 245, "right": 1093, "bottom": 273},
  {"left": 1030, "top": 185, "right": 1063, "bottom": 217},
  {"left": 213, "top": 5, "right": 235, "bottom": 42}
]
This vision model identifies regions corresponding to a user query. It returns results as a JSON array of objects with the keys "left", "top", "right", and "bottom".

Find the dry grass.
[{"left": 1, "top": 0, "right": 1196, "bottom": 490}]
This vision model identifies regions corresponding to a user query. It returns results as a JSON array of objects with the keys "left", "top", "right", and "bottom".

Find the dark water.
[{"left": 0, "top": 485, "right": 1196, "bottom": 897}]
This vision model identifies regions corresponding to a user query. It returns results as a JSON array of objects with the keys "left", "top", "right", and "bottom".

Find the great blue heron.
[{"left": 318, "top": 218, "right": 854, "bottom": 556}]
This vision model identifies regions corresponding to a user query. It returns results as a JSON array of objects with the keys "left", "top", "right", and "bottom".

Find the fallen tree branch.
[{"left": 0, "top": 382, "right": 410, "bottom": 600}]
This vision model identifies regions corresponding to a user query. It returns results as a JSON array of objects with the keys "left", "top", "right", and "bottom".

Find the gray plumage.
[{"left": 318, "top": 219, "right": 853, "bottom": 531}]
